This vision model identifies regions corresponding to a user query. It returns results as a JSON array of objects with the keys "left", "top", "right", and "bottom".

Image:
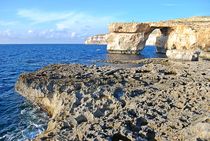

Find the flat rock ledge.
[{"left": 15, "top": 59, "right": 210, "bottom": 141}]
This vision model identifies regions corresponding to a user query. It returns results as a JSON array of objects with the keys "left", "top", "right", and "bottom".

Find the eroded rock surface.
[{"left": 16, "top": 59, "right": 210, "bottom": 141}]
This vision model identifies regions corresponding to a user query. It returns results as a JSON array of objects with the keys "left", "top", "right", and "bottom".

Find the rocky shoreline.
[{"left": 15, "top": 59, "right": 210, "bottom": 141}]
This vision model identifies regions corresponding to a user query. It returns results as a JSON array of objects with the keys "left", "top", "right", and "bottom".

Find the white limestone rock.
[
  {"left": 166, "top": 50, "right": 200, "bottom": 61},
  {"left": 107, "top": 33, "right": 148, "bottom": 54}
]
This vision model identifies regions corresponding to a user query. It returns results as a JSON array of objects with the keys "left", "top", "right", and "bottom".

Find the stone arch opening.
[
  {"left": 143, "top": 27, "right": 170, "bottom": 54},
  {"left": 139, "top": 29, "right": 164, "bottom": 58},
  {"left": 145, "top": 29, "right": 161, "bottom": 47}
]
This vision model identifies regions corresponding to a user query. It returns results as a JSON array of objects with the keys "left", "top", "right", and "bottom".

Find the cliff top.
[
  {"left": 110, "top": 16, "right": 210, "bottom": 32},
  {"left": 111, "top": 16, "right": 210, "bottom": 24}
]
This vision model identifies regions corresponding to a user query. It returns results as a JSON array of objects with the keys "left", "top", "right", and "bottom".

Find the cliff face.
[
  {"left": 106, "top": 16, "right": 210, "bottom": 60},
  {"left": 85, "top": 31, "right": 161, "bottom": 46},
  {"left": 85, "top": 34, "right": 107, "bottom": 45}
]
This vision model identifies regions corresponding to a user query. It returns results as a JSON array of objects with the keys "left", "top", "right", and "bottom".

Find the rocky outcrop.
[
  {"left": 166, "top": 50, "right": 200, "bottom": 61},
  {"left": 107, "top": 32, "right": 148, "bottom": 54},
  {"left": 85, "top": 34, "right": 107, "bottom": 45},
  {"left": 16, "top": 59, "right": 210, "bottom": 141},
  {"left": 106, "top": 17, "right": 210, "bottom": 60},
  {"left": 107, "top": 23, "right": 153, "bottom": 54}
]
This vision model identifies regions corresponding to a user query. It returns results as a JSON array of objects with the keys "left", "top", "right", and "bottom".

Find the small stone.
[
  {"left": 75, "top": 115, "right": 87, "bottom": 124},
  {"left": 93, "top": 109, "right": 104, "bottom": 118}
]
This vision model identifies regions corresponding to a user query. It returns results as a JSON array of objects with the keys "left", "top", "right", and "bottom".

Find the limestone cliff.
[
  {"left": 85, "top": 31, "right": 161, "bottom": 46},
  {"left": 85, "top": 34, "right": 107, "bottom": 45}
]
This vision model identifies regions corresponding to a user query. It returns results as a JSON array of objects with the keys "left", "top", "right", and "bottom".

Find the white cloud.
[
  {"left": 17, "top": 9, "right": 75, "bottom": 24},
  {"left": 0, "top": 9, "right": 116, "bottom": 43},
  {"left": 27, "top": 29, "right": 33, "bottom": 34},
  {"left": 5, "top": 30, "right": 11, "bottom": 36},
  {"left": 0, "top": 29, "right": 78, "bottom": 43},
  {"left": 17, "top": 9, "right": 114, "bottom": 29},
  {"left": 0, "top": 20, "right": 17, "bottom": 26},
  {"left": 17, "top": 9, "right": 114, "bottom": 32},
  {"left": 71, "top": 32, "right": 76, "bottom": 38},
  {"left": 55, "top": 13, "right": 112, "bottom": 30}
]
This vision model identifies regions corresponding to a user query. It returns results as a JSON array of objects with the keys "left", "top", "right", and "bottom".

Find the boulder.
[
  {"left": 166, "top": 50, "right": 200, "bottom": 61},
  {"left": 200, "top": 51, "right": 210, "bottom": 60}
]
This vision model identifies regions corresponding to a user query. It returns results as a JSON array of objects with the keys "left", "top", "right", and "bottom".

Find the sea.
[{"left": 0, "top": 44, "right": 165, "bottom": 141}]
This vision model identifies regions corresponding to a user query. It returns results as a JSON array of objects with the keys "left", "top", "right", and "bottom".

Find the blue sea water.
[{"left": 0, "top": 44, "right": 165, "bottom": 140}]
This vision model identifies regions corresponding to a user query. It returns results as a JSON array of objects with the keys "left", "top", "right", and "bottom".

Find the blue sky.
[{"left": 0, "top": 0, "right": 209, "bottom": 43}]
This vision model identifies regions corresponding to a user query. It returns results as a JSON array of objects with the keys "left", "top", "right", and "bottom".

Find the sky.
[{"left": 0, "top": 0, "right": 209, "bottom": 44}]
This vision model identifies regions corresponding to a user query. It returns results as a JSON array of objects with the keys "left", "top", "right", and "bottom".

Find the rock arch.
[
  {"left": 107, "top": 23, "right": 171, "bottom": 54},
  {"left": 106, "top": 20, "right": 210, "bottom": 60}
]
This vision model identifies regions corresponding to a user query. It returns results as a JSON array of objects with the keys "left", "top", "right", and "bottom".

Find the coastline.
[
  {"left": 15, "top": 58, "right": 210, "bottom": 140},
  {"left": 1, "top": 0, "right": 210, "bottom": 140}
]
